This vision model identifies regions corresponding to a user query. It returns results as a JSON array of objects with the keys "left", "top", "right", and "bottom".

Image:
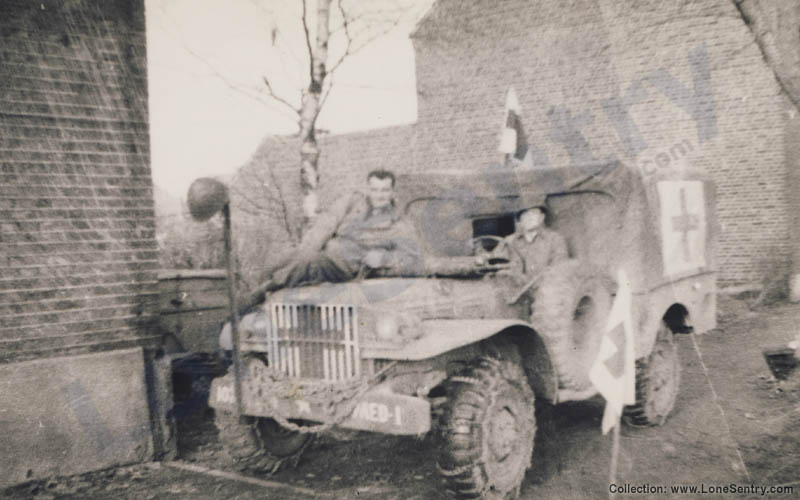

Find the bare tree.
[
  {"left": 154, "top": 0, "right": 428, "bottom": 225},
  {"left": 150, "top": 0, "right": 428, "bottom": 287},
  {"left": 228, "top": 139, "right": 303, "bottom": 290},
  {"left": 250, "top": 0, "right": 425, "bottom": 226}
]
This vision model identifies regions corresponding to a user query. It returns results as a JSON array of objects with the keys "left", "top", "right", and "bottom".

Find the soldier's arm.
[
  {"left": 297, "top": 191, "right": 361, "bottom": 253},
  {"left": 377, "top": 220, "right": 424, "bottom": 275},
  {"left": 497, "top": 234, "right": 517, "bottom": 261}
]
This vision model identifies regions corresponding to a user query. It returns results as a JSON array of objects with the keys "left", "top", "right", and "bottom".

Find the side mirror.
[{"left": 187, "top": 177, "right": 229, "bottom": 221}]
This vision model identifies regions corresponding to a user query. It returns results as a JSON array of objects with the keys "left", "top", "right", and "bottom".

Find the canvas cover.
[
  {"left": 397, "top": 160, "right": 715, "bottom": 292},
  {"left": 397, "top": 161, "right": 621, "bottom": 217}
]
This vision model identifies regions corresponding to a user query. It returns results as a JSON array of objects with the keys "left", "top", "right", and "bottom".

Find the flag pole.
[
  {"left": 608, "top": 418, "right": 621, "bottom": 499},
  {"left": 589, "top": 268, "right": 633, "bottom": 500}
]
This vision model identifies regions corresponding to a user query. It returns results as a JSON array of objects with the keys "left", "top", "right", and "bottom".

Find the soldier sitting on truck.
[
  {"left": 478, "top": 203, "right": 568, "bottom": 281},
  {"left": 273, "top": 169, "right": 424, "bottom": 287}
]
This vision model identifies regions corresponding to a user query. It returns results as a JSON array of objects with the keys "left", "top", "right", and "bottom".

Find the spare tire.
[{"left": 530, "top": 259, "right": 613, "bottom": 392}]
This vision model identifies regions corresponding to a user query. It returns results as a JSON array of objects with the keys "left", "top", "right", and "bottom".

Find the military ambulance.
[{"left": 203, "top": 160, "right": 716, "bottom": 499}]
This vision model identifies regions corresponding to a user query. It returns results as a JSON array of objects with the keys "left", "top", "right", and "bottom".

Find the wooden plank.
[
  {"left": 158, "top": 269, "right": 227, "bottom": 280},
  {"left": 164, "top": 461, "right": 321, "bottom": 497}
]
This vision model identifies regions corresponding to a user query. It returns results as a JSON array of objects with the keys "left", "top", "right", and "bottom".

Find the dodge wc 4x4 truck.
[{"left": 204, "top": 160, "right": 717, "bottom": 499}]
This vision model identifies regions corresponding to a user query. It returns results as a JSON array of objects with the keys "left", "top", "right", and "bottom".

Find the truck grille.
[{"left": 266, "top": 303, "right": 360, "bottom": 382}]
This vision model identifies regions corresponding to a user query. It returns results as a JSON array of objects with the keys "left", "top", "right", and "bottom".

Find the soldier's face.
[
  {"left": 367, "top": 176, "right": 394, "bottom": 209},
  {"left": 519, "top": 208, "right": 545, "bottom": 233}
]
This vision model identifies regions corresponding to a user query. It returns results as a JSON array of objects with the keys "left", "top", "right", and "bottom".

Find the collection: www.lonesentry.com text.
[{"left": 609, "top": 483, "right": 794, "bottom": 496}]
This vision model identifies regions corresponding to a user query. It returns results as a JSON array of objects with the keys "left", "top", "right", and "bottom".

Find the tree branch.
[
  {"left": 266, "top": 161, "right": 297, "bottom": 242},
  {"left": 230, "top": 180, "right": 269, "bottom": 213},
  {"left": 232, "top": 158, "right": 298, "bottom": 242},
  {"left": 301, "top": 0, "right": 315, "bottom": 83},
  {"left": 263, "top": 76, "right": 300, "bottom": 115},
  {"left": 156, "top": 3, "right": 300, "bottom": 123},
  {"left": 319, "top": 72, "right": 336, "bottom": 110},
  {"left": 329, "top": 10, "right": 367, "bottom": 35},
  {"left": 337, "top": 0, "right": 353, "bottom": 54},
  {"left": 327, "top": 11, "right": 404, "bottom": 76}
]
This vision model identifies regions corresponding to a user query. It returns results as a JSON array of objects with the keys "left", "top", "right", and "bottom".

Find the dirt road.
[{"left": 6, "top": 297, "right": 799, "bottom": 499}]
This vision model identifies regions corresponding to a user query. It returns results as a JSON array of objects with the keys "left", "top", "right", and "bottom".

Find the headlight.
[{"left": 375, "top": 316, "right": 400, "bottom": 340}]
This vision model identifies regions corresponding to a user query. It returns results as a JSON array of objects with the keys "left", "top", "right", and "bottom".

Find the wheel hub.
[{"left": 488, "top": 406, "right": 519, "bottom": 461}]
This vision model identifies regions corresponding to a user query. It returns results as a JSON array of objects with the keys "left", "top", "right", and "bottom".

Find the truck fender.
[{"left": 363, "top": 319, "right": 559, "bottom": 402}]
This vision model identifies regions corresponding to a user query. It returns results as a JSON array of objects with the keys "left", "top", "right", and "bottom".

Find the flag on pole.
[
  {"left": 589, "top": 269, "right": 636, "bottom": 434},
  {"left": 498, "top": 87, "right": 527, "bottom": 159}
]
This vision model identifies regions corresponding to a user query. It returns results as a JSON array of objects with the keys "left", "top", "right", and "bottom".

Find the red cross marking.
[{"left": 671, "top": 188, "right": 699, "bottom": 261}]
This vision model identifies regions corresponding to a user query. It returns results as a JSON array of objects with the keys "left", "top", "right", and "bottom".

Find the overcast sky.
[{"left": 144, "top": 0, "right": 433, "bottom": 201}]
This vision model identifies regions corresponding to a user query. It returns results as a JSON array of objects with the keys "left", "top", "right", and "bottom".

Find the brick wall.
[
  {"left": 411, "top": 0, "right": 793, "bottom": 287},
  {"left": 0, "top": 0, "right": 159, "bottom": 362},
  {"left": 233, "top": 0, "right": 796, "bottom": 288}
]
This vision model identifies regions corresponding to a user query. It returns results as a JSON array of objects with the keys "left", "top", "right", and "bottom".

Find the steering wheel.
[{"left": 470, "top": 235, "right": 526, "bottom": 274}]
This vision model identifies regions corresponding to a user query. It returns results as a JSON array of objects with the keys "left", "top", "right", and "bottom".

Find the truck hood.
[
  {"left": 219, "top": 276, "right": 520, "bottom": 351},
  {"left": 267, "top": 276, "right": 514, "bottom": 320}
]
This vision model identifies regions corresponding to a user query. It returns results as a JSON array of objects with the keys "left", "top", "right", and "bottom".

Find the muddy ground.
[{"left": 5, "top": 296, "right": 800, "bottom": 499}]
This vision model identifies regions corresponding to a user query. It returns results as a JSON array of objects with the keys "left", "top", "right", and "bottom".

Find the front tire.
[
  {"left": 623, "top": 325, "right": 681, "bottom": 426},
  {"left": 215, "top": 410, "right": 313, "bottom": 473},
  {"left": 213, "top": 365, "right": 313, "bottom": 473},
  {"left": 438, "top": 357, "right": 536, "bottom": 499}
]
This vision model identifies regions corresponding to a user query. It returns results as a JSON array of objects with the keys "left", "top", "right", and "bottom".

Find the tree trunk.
[{"left": 299, "top": 0, "right": 333, "bottom": 226}]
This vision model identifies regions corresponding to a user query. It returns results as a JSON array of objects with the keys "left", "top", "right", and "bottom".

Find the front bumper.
[{"left": 209, "top": 374, "right": 431, "bottom": 435}]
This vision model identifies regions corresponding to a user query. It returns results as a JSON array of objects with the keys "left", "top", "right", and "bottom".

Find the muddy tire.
[
  {"left": 438, "top": 357, "right": 536, "bottom": 499},
  {"left": 624, "top": 327, "right": 681, "bottom": 426},
  {"left": 530, "top": 259, "right": 613, "bottom": 392},
  {"left": 215, "top": 409, "right": 261, "bottom": 462},
  {"left": 215, "top": 407, "right": 312, "bottom": 473}
]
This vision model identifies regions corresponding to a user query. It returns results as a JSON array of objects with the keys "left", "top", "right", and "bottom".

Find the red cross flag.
[
  {"left": 589, "top": 269, "right": 636, "bottom": 434},
  {"left": 498, "top": 87, "right": 527, "bottom": 159}
]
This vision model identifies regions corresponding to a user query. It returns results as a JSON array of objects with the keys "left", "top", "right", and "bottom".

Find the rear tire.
[
  {"left": 438, "top": 357, "right": 536, "bottom": 499},
  {"left": 623, "top": 325, "right": 681, "bottom": 426}
]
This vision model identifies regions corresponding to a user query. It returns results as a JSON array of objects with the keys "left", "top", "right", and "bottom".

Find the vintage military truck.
[{"left": 205, "top": 160, "right": 717, "bottom": 499}]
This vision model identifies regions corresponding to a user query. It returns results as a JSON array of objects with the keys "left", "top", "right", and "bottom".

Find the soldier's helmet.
[
  {"left": 188, "top": 177, "right": 229, "bottom": 221},
  {"left": 515, "top": 193, "right": 549, "bottom": 218}
]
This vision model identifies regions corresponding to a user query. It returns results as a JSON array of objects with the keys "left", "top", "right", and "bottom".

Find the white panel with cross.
[{"left": 657, "top": 181, "right": 707, "bottom": 277}]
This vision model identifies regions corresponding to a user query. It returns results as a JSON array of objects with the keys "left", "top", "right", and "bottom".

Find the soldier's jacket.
[
  {"left": 499, "top": 227, "right": 568, "bottom": 280},
  {"left": 295, "top": 191, "right": 424, "bottom": 276}
]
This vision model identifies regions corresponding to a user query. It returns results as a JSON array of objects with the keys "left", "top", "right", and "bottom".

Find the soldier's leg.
[{"left": 283, "top": 251, "right": 354, "bottom": 287}]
